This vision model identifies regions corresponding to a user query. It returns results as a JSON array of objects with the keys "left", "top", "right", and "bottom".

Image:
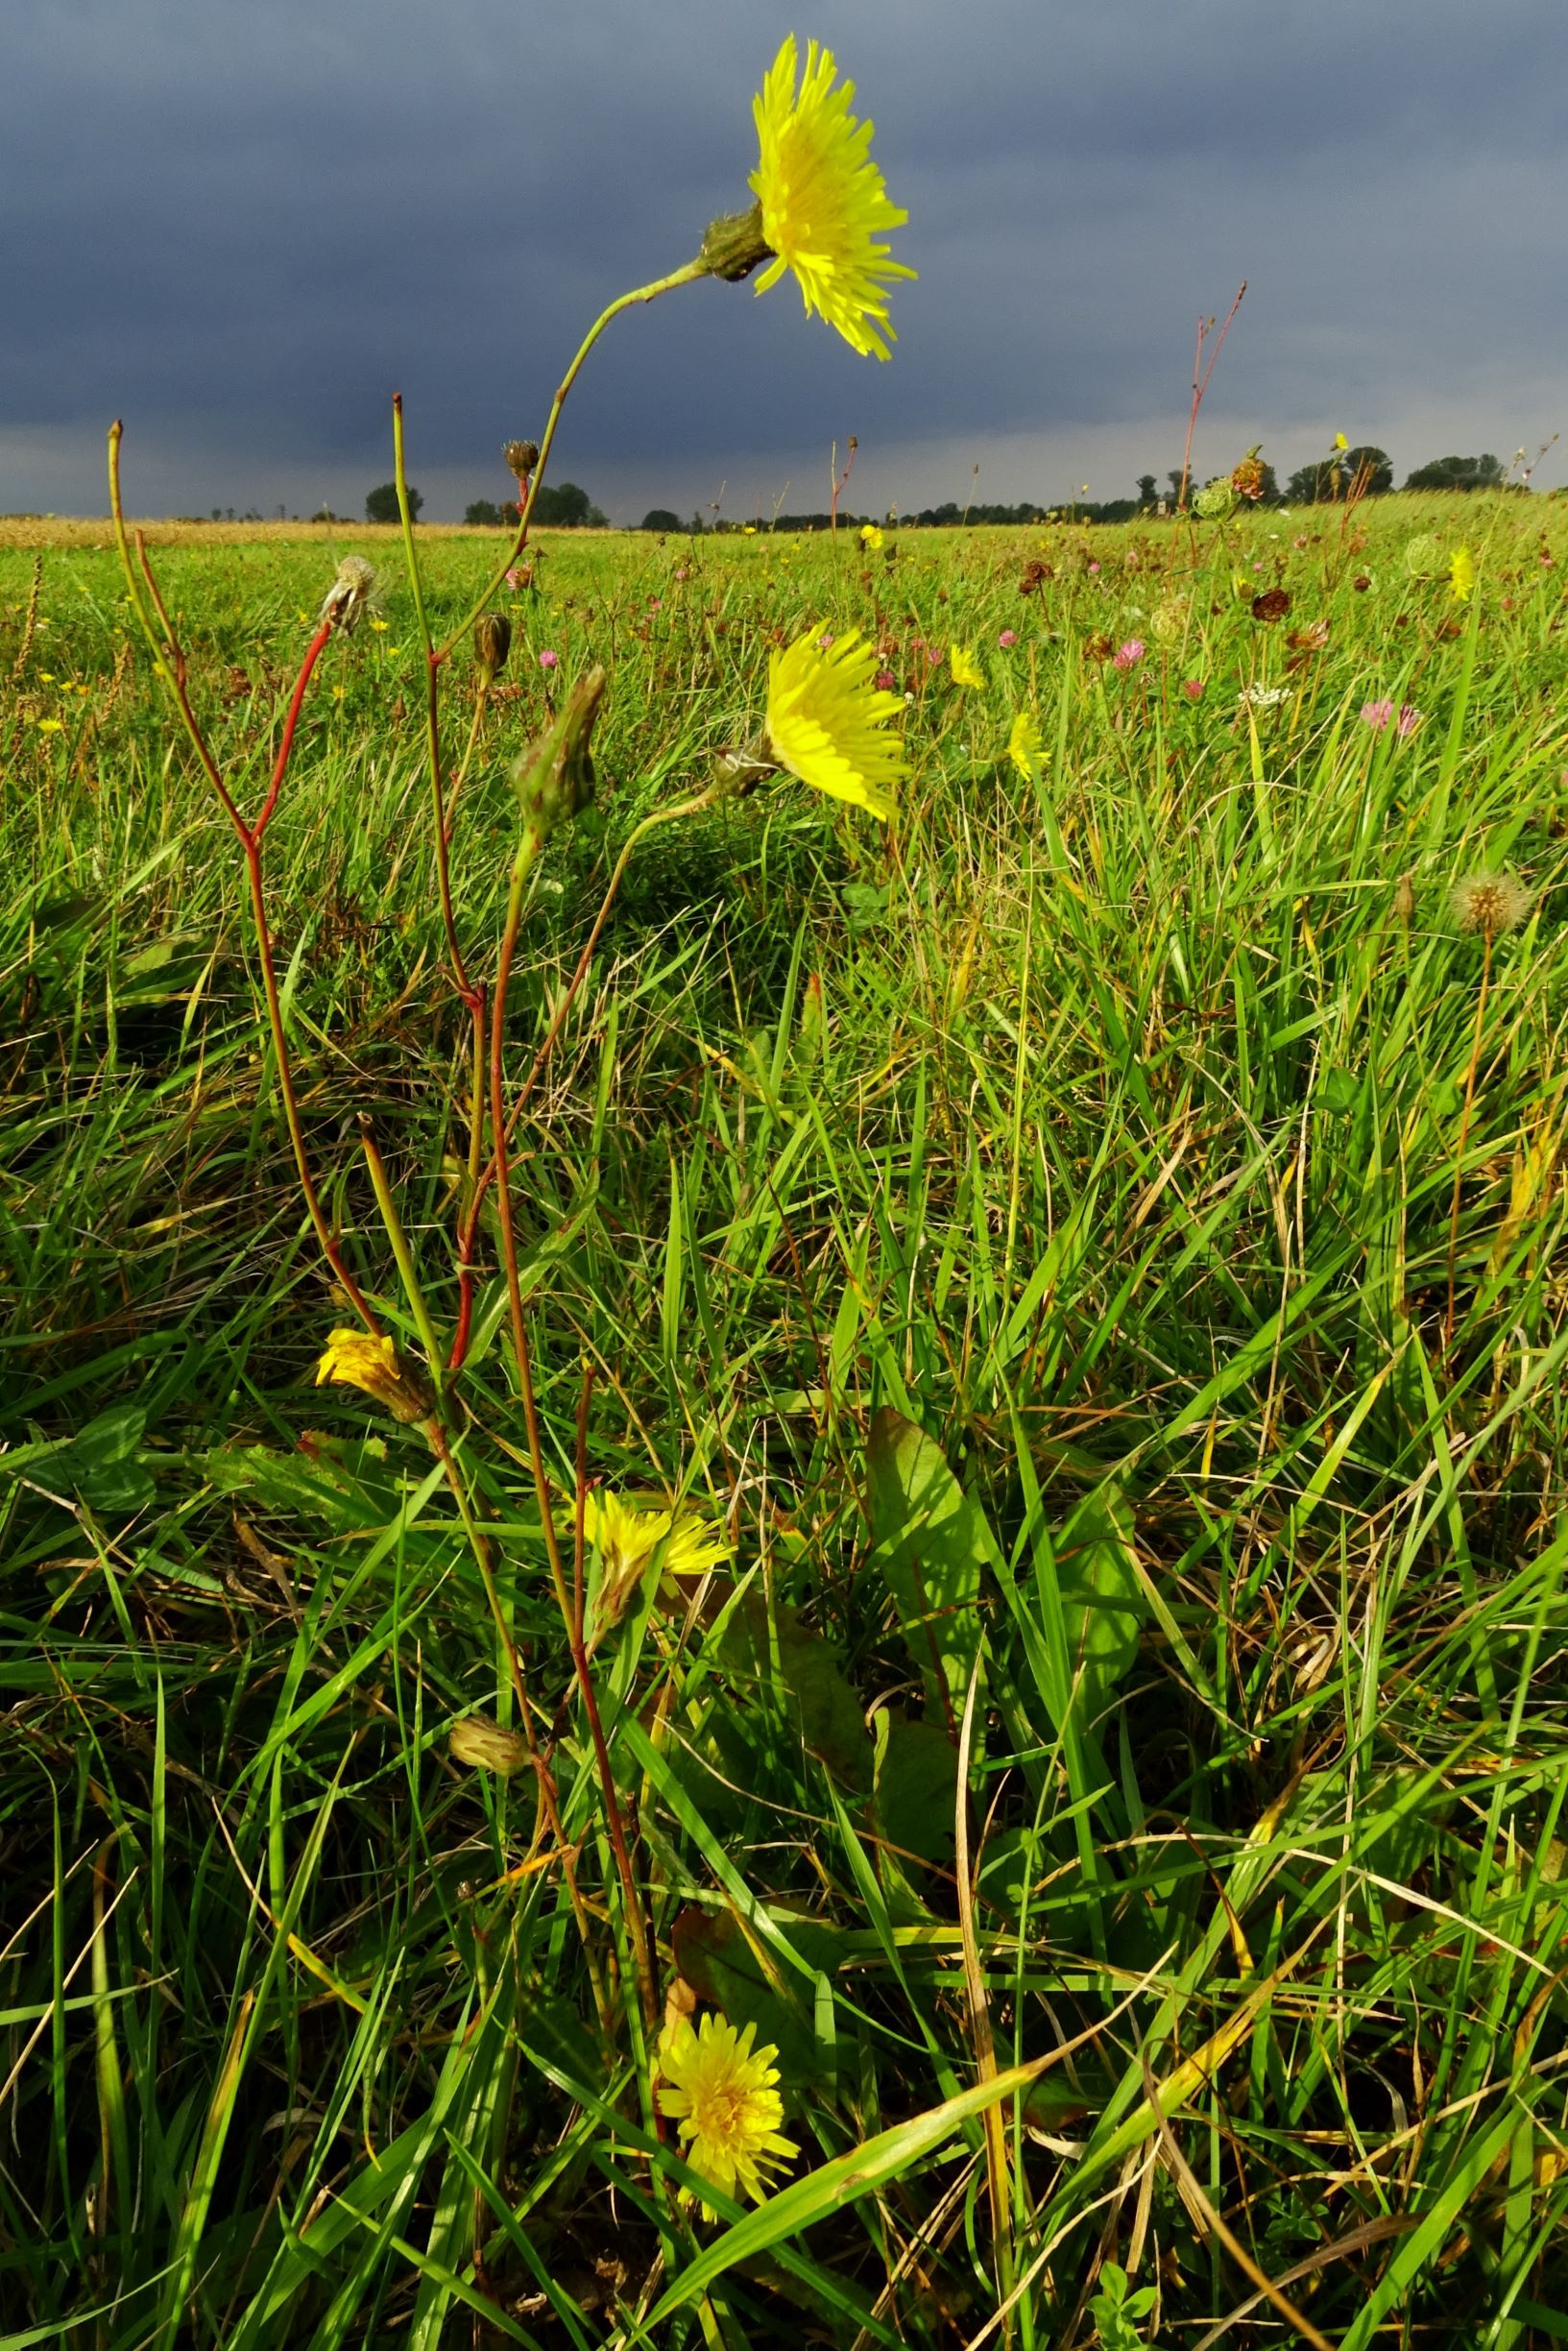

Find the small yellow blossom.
[
  {"left": 36, "top": 715, "right": 63, "bottom": 733},
  {"left": 580, "top": 1489, "right": 732, "bottom": 1642},
  {"left": 742, "top": 523, "right": 758, "bottom": 535},
  {"left": 859, "top": 522, "right": 884, "bottom": 550},
  {"left": 949, "top": 643, "right": 985, "bottom": 689},
  {"left": 1334, "top": 431, "right": 1348, "bottom": 451},
  {"left": 1006, "top": 709, "right": 1045, "bottom": 782},
  {"left": 750, "top": 35, "right": 915, "bottom": 360},
  {"left": 1449, "top": 545, "right": 1475, "bottom": 601},
  {"left": 370, "top": 617, "right": 390, "bottom": 632},
  {"left": 314, "top": 1328, "right": 430, "bottom": 1423},
  {"left": 765, "top": 623, "right": 907, "bottom": 819},
  {"left": 657, "top": 2011, "right": 800, "bottom": 2217}
]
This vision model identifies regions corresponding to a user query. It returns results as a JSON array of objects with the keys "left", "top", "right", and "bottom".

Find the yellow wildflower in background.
[
  {"left": 750, "top": 35, "right": 914, "bottom": 360},
  {"left": 859, "top": 521, "right": 884, "bottom": 550},
  {"left": 657, "top": 2012, "right": 800, "bottom": 2217},
  {"left": 765, "top": 624, "right": 907, "bottom": 819},
  {"left": 1006, "top": 709, "right": 1045, "bottom": 783},
  {"left": 314, "top": 1328, "right": 430, "bottom": 1423},
  {"left": 949, "top": 643, "right": 985, "bottom": 688},
  {"left": 1449, "top": 545, "right": 1475, "bottom": 601}
]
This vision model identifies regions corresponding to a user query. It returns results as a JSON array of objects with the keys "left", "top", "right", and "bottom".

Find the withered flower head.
[
  {"left": 1450, "top": 869, "right": 1534, "bottom": 940},
  {"left": 502, "top": 439, "right": 540, "bottom": 478},
  {"left": 318, "top": 557, "right": 377, "bottom": 635},
  {"left": 1231, "top": 450, "right": 1266, "bottom": 501},
  {"left": 473, "top": 610, "right": 512, "bottom": 681},
  {"left": 1250, "top": 588, "right": 1291, "bottom": 623}
]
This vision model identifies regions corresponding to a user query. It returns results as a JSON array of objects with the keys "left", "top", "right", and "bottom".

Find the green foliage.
[
  {"left": 530, "top": 478, "right": 606, "bottom": 527},
  {"left": 1405, "top": 451, "right": 1508, "bottom": 491},
  {"left": 640, "top": 506, "right": 684, "bottom": 532},
  {"left": 5, "top": 490, "right": 1568, "bottom": 2345},
  {"left": 463, "top": 496, "right": 507, "bottom": 526},
  {"left": 366, "top": 478, "right": 421, "bottom": 521}
]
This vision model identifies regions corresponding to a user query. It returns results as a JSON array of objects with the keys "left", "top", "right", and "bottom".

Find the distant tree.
[
  {"left": 1136, "top": 473, "right": 1158, "bottom": 506},
  {"left": 464, "top": 497, "right": 506, "bottom": 527},
  {"left": 1286, "top": 461, "right": 1339, "bottom": 504},
  {"left": 1167, "top": 469, "right": 1188, "bottom": 505},
  {"left": 311, "top": 505, "right": 338, "bottom": 523},
  {"left": 1403, "top": 452, "right": 1506, "bottom": 492},
  {"left": 1253, "top": 460, "right": 1281, "bottom": 504},
  {"left": 1343, "top": 445, "right": 1393, "bottom": 496},
  {"left": 688, "top": 512, "right": 706, "bottom": 534},
  {"left": 366, "top": 481, "right": 420, "bottom": 523},
  {"left": 530, "top": 480, "right": 606, "bottom": 527},
  {"left": 640, "top": 508, "right": 683, "bottom": 532}
]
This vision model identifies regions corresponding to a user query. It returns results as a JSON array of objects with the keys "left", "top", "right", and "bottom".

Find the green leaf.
[
  {"left": 864, "top": 1407, "right": 990, "bottom": 1714},
  {"left": 875, "top": 1717, "right": 958, "bottom": 1876},
  {"left": 722, "top": 1590, "right": 871, "bottom": 1790},
  {"left": 1052, "top": 1480, "right": 1147, "bottom": 1733},
  {"left": 35, "top": 1406, "right": 156, "bottom": 1515},
  {"left": 671, "top": 1907, "right": 826, "bottom": 2084}
]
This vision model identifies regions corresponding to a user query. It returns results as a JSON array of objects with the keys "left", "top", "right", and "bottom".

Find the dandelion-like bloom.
[
  {"left": 1450, "top": 546, "right": 1476, "bottom": 601},
  {"left": 657, "top": 2012, "right": 800, "bottom": 2216},
  {"left": 1450, "top": 869, "right": 1533, "bottom": 938},
  {"left": 582, "top": 1490, "right": 733, "bottom": 1589},
  {"left": 1007, "top": 709, "right": 1044, "bottom": 783},
  {"left": 749, "top": 36, "right": 914, "bottom": 359},
  {"left": 859, "top": 521, "right": 884, "bottom": 550},
  {"left": 765, "top": 624, "right": 908, "bottom": 819},
  {"left": 949, "top": 643, "right": 986, "bottom": 688},
  {"left": 314, "top": 1329, "right": 430, "bottom": 1423},
  {"left": 1112, "top": 639, "right": 1146, "bottom": 672}
]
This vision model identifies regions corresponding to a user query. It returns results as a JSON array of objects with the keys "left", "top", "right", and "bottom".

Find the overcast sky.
[{"left": 7, "top": 0, "right": 1568, "bottom": 522}]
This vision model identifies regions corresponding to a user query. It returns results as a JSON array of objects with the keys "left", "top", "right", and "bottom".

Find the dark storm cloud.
[{"left": 7, "top": 0, "right": 1568, "bottom": 515}]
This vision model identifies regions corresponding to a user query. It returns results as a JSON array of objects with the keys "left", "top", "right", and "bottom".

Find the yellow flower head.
[
  {"left": 314, "top": 1328, "right": 430, "bottom": 1423},
  {"left": 1449, "top": 545, "right": 1475, "bottom": 601},
  {"left": 657, "top": 2011, "right": 800, "bottom": 2216},
  {"left": 949, "top": 643, "right": 986, "bottom": 689},
  {"left": 1334, "top": 431, "right": 1348, "bottom": 451},
  {"left": 580, "top": 1489, "right": 732, "bottom": 1643},
  {"left": 765, "top": 624, "right": 907, "bottom": 819},
  {"left": 859, "top": 521, "right": 884, "bottom": 550},
  {"left": 1006, "top": 709, "right": 1045, "bottom": 783},
  {"left": 750, "top": 35, "right": 914, "bottom": 360}
]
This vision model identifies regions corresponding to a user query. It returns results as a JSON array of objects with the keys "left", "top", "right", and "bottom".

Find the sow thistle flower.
[
  {"left": 314, "top": 1328, "right": 432, "bottom": 1423},
  {"left": 764, "top": 624, "right": 907, "bottom": 819},
  {"left": 579, "top": 1489, "right": 733, "bottom": 1644},
  {"left": 1449, "top": 545, "right": 1476, "bottom": 602},
  {"left": 859, "top": 521, "right": 884, "bottom": 550},
  {"left": 949, "top": 643, "right": 986, "bottom": 689},
  {"left": 744, "top": 35, "right": 914, "bottom": 359},
  {"left": 657, "top": 2011, "right": 800, "bottom": 2217},
  {"left": 1007, "top": 709, "right": 1045, "bottom": 783}
]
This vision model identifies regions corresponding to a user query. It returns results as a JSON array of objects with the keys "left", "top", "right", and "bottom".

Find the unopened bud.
[
  {"left": 712, "top": 745, "right": 776, "bottom": 799},
  {"left": 318, "top": 556, "right": 377, "bottom": 635},
  {"left": 698, "top": 202, "right": 773, "bottom": 283},
  {"left": 510, "top": 666, "right": 606, "bottom": 840},
  {"left": 1393, "top": 872, "right": 1415, "bottom": 926},
  {"left": 503, "top": 439, "right": 540, "bottom": 478},
  {"left": 449, "top": 1715, "right": 531, "bottom": 1777},
  {"left": 473, "top": 610, "right": 512, "bottom": 681}
]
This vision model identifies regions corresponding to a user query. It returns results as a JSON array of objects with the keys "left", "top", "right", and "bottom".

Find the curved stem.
[{"left": 438, "top": 258, "right": 709, "bottom": 662}]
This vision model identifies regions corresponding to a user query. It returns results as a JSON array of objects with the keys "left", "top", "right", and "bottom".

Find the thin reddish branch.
[{"left": 1177, "top": 281, "right": 1246, "bottom": 513}]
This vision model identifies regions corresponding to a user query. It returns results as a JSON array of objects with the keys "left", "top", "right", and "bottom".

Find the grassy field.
[{"left": 5, "top": 492, "right": 1568, "bottom": 2348}]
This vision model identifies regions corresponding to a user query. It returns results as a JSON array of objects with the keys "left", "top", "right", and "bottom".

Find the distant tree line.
[{"left": 461, "top": 481, "right": 607, "bottom": 528}]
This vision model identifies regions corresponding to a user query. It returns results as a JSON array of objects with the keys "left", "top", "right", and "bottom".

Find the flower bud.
[
  {"left": 449, "top": 1715, "right": 531, "bottom": 1777},
  {"left": 503, "top": 439, "right": 540, "bottom": 478},
  {"left": 473, "top": 610, "right": 512, "bottom": 681},
  {"left": 510, "top": 666, "right": 606, "bottom": 841},
  {"left": 711, "top": 745, "right": 776, "bottom": 798},
  {"left": 699, "top": 202, "right": 773, "bottom": 282},
  {"left": 1194, "top": 480, "right": 1238, "bottom": 521}
]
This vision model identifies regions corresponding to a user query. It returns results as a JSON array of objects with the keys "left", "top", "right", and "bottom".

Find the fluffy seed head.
[
  {"left": 318, "top": 556, "right": 377, "bottom": 635},
  {"left": 1450, "top": 869, "right": 1532, "bottom": 939}
]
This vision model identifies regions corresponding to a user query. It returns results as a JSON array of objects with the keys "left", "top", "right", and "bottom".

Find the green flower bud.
[
  {"left": 473, "top": 610, "right": 512, "bottom": 681},
  {"left": 510, "top": 666, "right": 606, "bottom": 841},
  {"left": 699, "top": 202, "right": 774, "bottom": 283},
  {"left": 1193, "top": 479, "right": 1238, "bottom": 521},
  {"left": 449, "top": 1715, "right": 531, "bottom": 1776}
]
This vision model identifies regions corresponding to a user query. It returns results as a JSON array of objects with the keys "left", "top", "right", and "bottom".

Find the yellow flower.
[
  {"left": 580, "top": 1490, "right": 732, "bottom": 1643},
  {"left": 370, "top": 617, "right": 390, "bottom": 633},
  {"left": 750, "top": 35, "right": 914, "bottom": 360},
  {"left": 1449, "top": 545, "right": 1475, "bottom": 601},
  {"left": 765, "top": 624, "right": 907, "bottom": 819},
  {"left": 36, "top": 715, "right": 63, "bottom": 733},
  {"left": 1334, "top": 431, "right": 1348, "bottom": 451},
  {"left": 657, "top": 2011, "right": 800, "bottom": 2216},
  {"left": 949, "top": 643, "right": 985, "bottom": 688},
  {"left": 314, "top": 1328, "right": 430, "bottom": 1423},
  {"left": 859, "top": 521, "right": 884, "bottom": 550},
  {"left": 1006, "top": 709, "right": 1045, "bottom": 782}
]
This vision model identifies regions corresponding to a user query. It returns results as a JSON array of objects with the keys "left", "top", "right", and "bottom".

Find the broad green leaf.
[
  {"left": 722, "top": 1589, "right": 871, "bottom": 1790},
  {"left": 864, "top": 1407, "right": 990, "bottom": 1713},
  {"left": 875, "top": 1717, "right": 958, "bottom": 1877},
  {"left": 1052, "top": 1480, "right": 1146, "bottom": 1733},
  {"left": 671, "top": 1906, "right": 827, "bottom": 2083}
]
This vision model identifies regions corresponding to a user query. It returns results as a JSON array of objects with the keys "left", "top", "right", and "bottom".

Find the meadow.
[{"left": 4, "top": 487, "right": 1568, "bottom": 2350}]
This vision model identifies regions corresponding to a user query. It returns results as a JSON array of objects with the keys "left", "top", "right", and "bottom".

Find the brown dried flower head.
[
  {"left": 318, "top": 556, "right": 377, "bottom": 636},
  {"left": 1250, "top": 587, "right": 1291, "bottom": 623},
  {"left": 1450, "top": 869, "right": 1533, "bottom": 939},
  {"left": 502, "top": 439, "right": 540, "bottom": 478}
]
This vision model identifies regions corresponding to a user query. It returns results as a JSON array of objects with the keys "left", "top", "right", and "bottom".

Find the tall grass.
[{"left": 4, "top": 492, "right": 1567, "bottom": 2347}]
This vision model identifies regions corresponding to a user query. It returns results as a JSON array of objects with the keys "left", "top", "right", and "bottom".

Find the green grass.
[{"left": 4, "top": 492, "right": 1568, "bottom": 2347}]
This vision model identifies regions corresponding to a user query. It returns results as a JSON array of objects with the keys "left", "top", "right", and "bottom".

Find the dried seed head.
[
  {"left": 472, "top": 610, "right": 512, "bottom": 681},
  {"left": 318, "top": 556, "right": 377, "bottom": 635},
  {"left": 502, "top": 439, "right": 540, "bottom": 478},
  {"left": 1393, "top": 871, "right": 1416, "bottom": 926},
  {"left": 1450, "top": 869, "right": 1533, "bottom": 940}
]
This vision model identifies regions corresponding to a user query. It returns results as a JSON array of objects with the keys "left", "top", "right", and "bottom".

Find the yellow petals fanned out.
[
  {"left": 750, "top": 35, "right": 914, "bottom": 360},
  {"left": 1007, "top": 709, "right": 1045, "bottom": 783},
  {"left": 859, "top": 521, "right": 884, "bottom": 550},
  {"left": 580, "top": 1489, "right": 733, "bottom": 1644},
  {"left": 314, "top": 1329, "right": 430, "bottom": 1423},
  {"left": 765, "top": 624, "right": 907, "bottom": 819},
  {"left": 1449, "top": 545, "right": 1475, "bottom": 601},
  {"left": 657, "top": 2012, "right": 800, "bottom": 2217},
  {"left": 949, "top": 643, "right": 986, "bottom": 689}
]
